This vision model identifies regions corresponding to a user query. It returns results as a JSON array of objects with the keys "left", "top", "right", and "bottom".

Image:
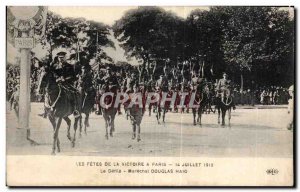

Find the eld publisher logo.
[{"left": 266, "top": 168, "right": 279, "bottom": 175}]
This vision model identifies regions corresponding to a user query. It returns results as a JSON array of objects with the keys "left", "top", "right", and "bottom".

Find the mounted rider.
[
  {"left": 156, "top": 74, "right": 168, "bottom": 92},
  {"left": 190, "top": 72, "right": 206, "bottom": 91},
  {"left": 102, "top": 66, "right": 119, "bottom": 91},
  {"left": 216, "top": 72, "right": 236, "bottom": 109},
  {"left": 51, "top": 50, "right": 81, "bottom": 117}
]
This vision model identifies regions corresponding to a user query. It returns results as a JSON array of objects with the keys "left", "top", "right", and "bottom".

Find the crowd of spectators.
[
  {"left": 232, "top": 86, "right": 290, "bottom": 106},
  {"left": 7, "top": 61, "right": 291, "bottom": 106}
]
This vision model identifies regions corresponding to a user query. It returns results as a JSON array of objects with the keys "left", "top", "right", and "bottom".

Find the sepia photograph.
[{"left": 6, "top": 5, "right": 295, "bottom": 186}]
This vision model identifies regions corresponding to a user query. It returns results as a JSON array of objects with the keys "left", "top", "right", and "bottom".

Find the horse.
[
  {"left": 155, "top": 88, "right": 171, "bottom": 124},
  {"left": 37, "top": 69, "right": 81, "bottom": 154},
  {"left": 125, "top": 85, "right": 146, "bottom": 141},
  {"left": 145, "top": 82, "right": 156, "bottom": 117},
  {"left": 191, "top": 83, "right": 213, "bottom": 125},
  {"left": 203, "top": 82, "right": 216, "bottom": 114},
  {"left": 100, "top": 84, "right": 118, "bottom": 139},
  {"left": 215, "top": 90, "right": 234, "bottom": 126},
  {"left": 76, "top": 75, "right": 96, "bottom": 137}
]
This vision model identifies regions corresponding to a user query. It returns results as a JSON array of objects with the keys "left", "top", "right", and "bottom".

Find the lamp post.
[{"left": 7, "top": 6, "right": 48, "bottom": 144}]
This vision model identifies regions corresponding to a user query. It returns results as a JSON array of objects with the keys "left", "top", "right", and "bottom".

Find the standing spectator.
[{"left": 287, "top": 85, "right": 294, "bottom": 130}]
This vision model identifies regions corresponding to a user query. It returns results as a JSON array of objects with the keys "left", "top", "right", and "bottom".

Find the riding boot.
[{"left": 38, "top": 110, "right": 47, "bottom": 118}]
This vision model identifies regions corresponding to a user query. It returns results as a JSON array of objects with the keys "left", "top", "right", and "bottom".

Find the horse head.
[{"left": 36, "top": 67, "right": 56, "bottom": 95}]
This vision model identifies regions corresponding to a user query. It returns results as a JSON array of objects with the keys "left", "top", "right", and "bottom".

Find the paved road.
[{"left": 7, "top": 102, "right": 293, "bottom": 157}]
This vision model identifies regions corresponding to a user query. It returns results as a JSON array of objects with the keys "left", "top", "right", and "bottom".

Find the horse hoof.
[
  {"left": 51, "top": 151, "right": 56, "bottom": 155},
  {"left": 132, "top": 135, "right": 136, "bottom": 140},
  {"left": 137, "top": 137, "right": 141, "bottom": 142},
  {"left": 105, "top": 135, "right": 109, "bottom": 140},
  {"left": 57, "top": 148, "right": 61, "bottom": 153},
  {"left": 72, "top": 142, "right": 75, "bottom": 148},
  {"left": 193, "top": 122, "right": 196, "bottom": 126},
  {"left": 110, "top": 133, "right": 113, "bottom": 137},
  {"left": 67, "top": 135, "right": 71, "bottom": 141}
]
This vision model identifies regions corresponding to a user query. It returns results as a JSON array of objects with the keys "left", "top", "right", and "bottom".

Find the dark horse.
[
  {"left": 125, "top": 85, "right": 146, "bottom": 141},
  {"left": 155, "top": 86, "right": 172, "bottom": 124},
  {"left": 76, "top": 76, "right": 96, "bottom": 137},
  {"left": 100, "top": 85, "right": 118, "bottom": 139},
  {"left": 37, "top": 69, "right": 81, "bottom": 154},
  {"left": 192, "top": 83, "right": 213, "bottom": 125},
  {"left": 215, "top": 92, "right": 234, "bottom": 126}
]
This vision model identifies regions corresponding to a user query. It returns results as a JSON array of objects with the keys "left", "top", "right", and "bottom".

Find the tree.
[
  {"left": 186, "top": 8, "right": 229, "bottom": 79},
  {"left": 41, "top": 11, "right": 114, "bottom": 66},
  {"left": 220, "top": 7, "right": 294, "bottom": 87},
  {"left": 112, "top": 6, "right": 184, "bottom": 81}
]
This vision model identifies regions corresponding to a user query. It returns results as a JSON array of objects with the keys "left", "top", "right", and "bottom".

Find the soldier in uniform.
[
  {"left": 52, "top": 51, "right": 80, "bottom": 116},
  {"left": 156, "top": 74, "right": 168, "bottom": 92},
  {"left": 190, "top": 72, "right": 206, "bottom": 91},
  {"left": 216, "top": 72, "right": 236, "bottom": 109},
  {"left": 102, "top": 66, "right": 119, "bottom": 90},
  {"left": 287, "top": 85, "right": 294, "bottom": 130}
]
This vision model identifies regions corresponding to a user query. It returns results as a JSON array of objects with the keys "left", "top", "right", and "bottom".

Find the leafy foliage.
[
  {"left": 41, "top": 11, "right": 115, "bottom": 64},
  {"left": 113, "top": 6, "right": 294, "bottom": 86}
]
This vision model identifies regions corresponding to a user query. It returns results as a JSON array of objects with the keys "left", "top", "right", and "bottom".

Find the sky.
[
  {"left": 48, "top": 6, "right": 210, "bottom": 26},
  {"left": 8, "top": 6, "right": 210, "bottom": 65},
  {"left": 7, "top": 6, "right": 294, "bottom": 65}
]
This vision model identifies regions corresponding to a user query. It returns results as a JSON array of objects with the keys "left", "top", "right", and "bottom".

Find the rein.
[
  {"left": 82, "top": 92, "right": 87, "bottom": 109},
  {"left": 221, "top": 96, "right": 233, "bottom": 106},
  {"left": 45, "top": 85, "right": 62, "bottom": 109}
]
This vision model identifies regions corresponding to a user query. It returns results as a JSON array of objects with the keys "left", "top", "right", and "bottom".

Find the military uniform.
[
  {"left": 216, "top": 72, "right": 235, "bottom": 109},
  {"left": 156, "top": 76, "right": 168, "bottom": 92},
  {"left": 51, "top": 51, "right": 80, "bottom": 116},
  {"left": 216, "top": 78, "right": 232, "bottom": 97}
]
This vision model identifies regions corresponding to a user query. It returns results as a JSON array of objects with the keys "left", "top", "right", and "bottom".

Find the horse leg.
[
  {"left": 84, "top": 113, "right": 89, "bottom": 135},
  {"left": 193, "top": 109, "right": 196, "bottom": 125},
  {"left": 149, "top": 105, "right": 151, "bottom": 116},
  {"left": 137, "top": 124, "right": 141, "bottom": 142},
  {"left": 126, "top": 109, "right": 129, "bottom": 120},
  {"left": 49, "top": 114, "right": 60, "bottom": 152},
  {"left": 156, "top": 107, "right": 160, "bottom": 124},
  {"left": 199, "top": 108, "right": 202, "bottom": 126},
  {"left": 72, "top": 117, "right": 79, "bottom": 148},
  {"left": 195, "top": 107, "right": 200, "bottom": 123},
  {"left": 99, "top": 105, "right": 102, "bottom": 115},
  {"left": 63, "top": 116, "right": 72, "bottom": 141},
  {"left": 221, "top": 109, "right": 226, "bottom": 126},
  {"left": 132, "top": 123, "right": 136, "bottom": 140},
  {"left": 110, "top": 115, "right": 115, "bottom": 137},
  {"left": 217, "top": 106, "right": 221, "bottom": 124},
  {"left": 105, "top": 119, "right": 109, "bottom": 140},
  {"left": 56, "top": 136, "right": 60, "bottom": 153},
  {"left": 49, "top": 113, "right": 56, "bottom": 130},
  {"left": 52, "top": 117, "right": 62, "bottom": 155},
  {"left": 228, "top": 108, "right": 231, "bottom": 125},
  {"left": 79, "top": 114, "right": 83, "bottom": 138},
  {"left": 162, "top": 108, "right": 166, "bottom": 123}
]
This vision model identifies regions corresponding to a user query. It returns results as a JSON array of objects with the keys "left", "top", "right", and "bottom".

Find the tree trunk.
[{"left": 241, "top": 73, "right": 244, "bottom": 92}]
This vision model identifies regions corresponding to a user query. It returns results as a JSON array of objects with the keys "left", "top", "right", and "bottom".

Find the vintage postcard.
[{"left": 6, "top": 6, "right": 295, "bottom": 186}]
